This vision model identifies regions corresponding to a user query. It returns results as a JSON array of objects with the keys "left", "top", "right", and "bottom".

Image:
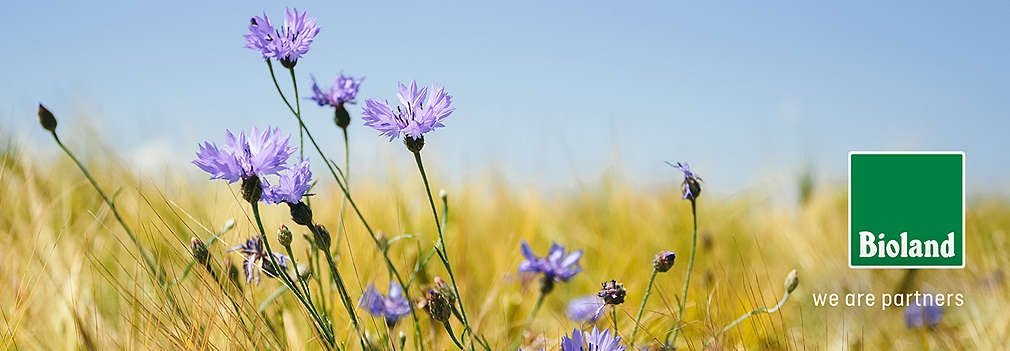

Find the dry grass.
[{"left": 1, "top": 131, "right": 1008, "bottom": 350}]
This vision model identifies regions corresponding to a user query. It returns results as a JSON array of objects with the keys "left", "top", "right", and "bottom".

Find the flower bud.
[
  {"left": 398, "top": 331, "right": 407, "bottom": 350},
  {"left": 277, "top": 225, "right": 293, "bottom": 248},
  {"left": 439, "top": 189, "right": 448, "bottom": 201},
  {"left": 598, "top": 280, "right": 626, "bottom": 305},
  {"left": 784, "top": 269, "right": 799, "bottom": 294},
  {"left": 313, "top": 224, "right": 331, "bottom": 250},
  {"left": 190, "top": 237, "right": 210, "bottom": 265},
  {"left": 433, "top": 276, "right": 456, "bottom": 306},
  {"left": 242, "top": 175, "right": 263, "bottom": 203},
  {"left": 221, "top": 219, "right": 235, "bottom": 233},
  {"left": 38, "top": 104, "right": 58, "bottom": 132},
  {"left": 334, "top": 102, "right": 350, "bottom": 129},
  {"left": 421, "top": 288, "right": 452, "bottom": 322},
  {"left": 652, "top": 251, "right": 676, "bottom": 272},
  {"left": 288, "top": 201, "right": 313, "bottom": 226},
  {"left": 404, "top": 135, "right": 425, "bottom": 153}
]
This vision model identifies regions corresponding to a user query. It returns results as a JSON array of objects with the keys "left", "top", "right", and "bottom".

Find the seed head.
[
  {"left": 652, "top": 251, "right": 676, "bottom": 272},
  {"left": 38, "top": 104, "right": 57, "bottom": 132},
  {"left": 277, "top": 225, "right": 293, "bottom": 248},
  {"left": 784, "top": 269, "right": 799, "bottom": 294},
  {"left": 597, "top": 280, "right": 626, "bottom": 305}
]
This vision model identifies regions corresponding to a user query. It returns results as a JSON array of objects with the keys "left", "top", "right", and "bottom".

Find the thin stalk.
[
  {"left": 444, "top": 321, "right": 466, "bottom": 350},
  {"left": 312, "top": 248, "right": 329, "bottom": 316},
  {"left": 666, "top": 200, "right": 698, "bottom": 347},
  {"left": 630, "top": 269, "right": 659, "bottom": 347},
  {"left": 251, "top": 203, "right": 334, "bottom": 349},
  {"left": 703, "top": 291, "right": 792, "bottom": 347},
  {"left": 312, "top": 226, "right": 367, "bottom": 350},
  {"left": 525, "top": 292, "right": 546, "bottom": 328},
  {"left": 412, "top": 151, "right": 476, "bottom": 350},
  {"left": 611, "top": 307, "right": 619, "bottom": 335}
]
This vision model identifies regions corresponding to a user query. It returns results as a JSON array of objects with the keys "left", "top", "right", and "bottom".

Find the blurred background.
[{"left": 2, "top": 0, "right": 1009, "bottom": 198}]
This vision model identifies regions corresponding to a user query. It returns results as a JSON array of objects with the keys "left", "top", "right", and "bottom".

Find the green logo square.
[{"left": 848, "top": 152, "right": 964, "bottom": 268}]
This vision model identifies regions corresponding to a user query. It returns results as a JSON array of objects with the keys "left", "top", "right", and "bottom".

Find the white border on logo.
[{"left": 848, "top": 151, "right": 966, "bottom": 269}]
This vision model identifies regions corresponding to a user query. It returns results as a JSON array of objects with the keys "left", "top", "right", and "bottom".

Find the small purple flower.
[
  {"left": 244, "top": 8, "right": 320, "bottom": 67},
  {"left": 669, "top": 161, "right": 702, "bottom": 200},
  {"left": 583, "top": 326, "right": 628, "bottom": 351},
  {"left": 567, "top": 295, "right": 606, "bottom": 323},
  {"left": 193, "top": 127, "right": 294, "bottom": 183},
  {"left": 262, "top": 160, "right": 313, "bottom": 204},
  {"left": 228, "top": 236, "right": 290, "bottom": 285},
  {"left": 359, "top": 283, "right": 411, "bottom": 326},
  {"left": 518, "top": 241, "right": 583, "bottom": 283},
  {"left": 362, "top": 81, "right": 455, "bottom": 142},
  {"left": 310, "top": 74, "right": 364, "bottom": 107},
  {"left": 905, "top": 297, "right": 943, "bottom": 328}
]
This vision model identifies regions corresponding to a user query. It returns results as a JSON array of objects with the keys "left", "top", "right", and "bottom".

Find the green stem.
[
  {"left": 612, "top": 307, "right": 619, "bottom": 335},
  {"left": 667, "top": 200, "right": 697, "bottom": 348},
  {"left": 630, "top": 269, "right": 658, "bottom": 347},
  {"left": 525, "top": 292, "right": 546, "bottom": 328},
  {"left": 444, "top": 321, "right": 466, "bottom": 350},
  {"left": 703, "top": 291, "right": 792, "bottom": 347},
  {"left": 315, "top": 226, "right": 367, "bottom": 351},
  {"left": 412, "top": 151, "right": 476, "bottom": 350},
  {"left": 289, "top": 67, "right": 304, "bottom": 161}
]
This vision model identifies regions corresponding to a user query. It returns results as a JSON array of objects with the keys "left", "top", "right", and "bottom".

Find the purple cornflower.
[
  {"left": 193, "top": 127, "right": 294, "bottom": 183},
  {"left": 262, "top": 160, "right": 313, "bottom": 204},
  {"left": 310, "top": 74, "right": 364, "bottom": 107},
  {"left": 362, "top": 81, "right": 455, "bottom": 143},
  {"left": 669, "top": 161, "right": 702, "bottom": 200},
  {"left": 567, "top": 295, "right": 606, "bottom": 323},
  {"left": 228, "top": 236, "right": 290, "bottom": 285},
  {"left": 583, "top": 326, "right": 628, "bottom": 351},
  {"left": 561, "top": 328, "right": 585, "bottom": 351},
  {"left": 359, "top": 283, "right": 411, "bottom": 326},
  {"left": 519, "top": 241, "right": 583, "bottom": 282},
  {"left": 244, "top": 8, "right": 320, "bottom": 68},
  {"left": 905, "top": 296, "right": 943, "bottom": 328}
]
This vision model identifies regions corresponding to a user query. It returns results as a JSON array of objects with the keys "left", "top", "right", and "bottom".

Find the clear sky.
[{"left": 3, "top": 1, "right": 1008, "bottom": 196}]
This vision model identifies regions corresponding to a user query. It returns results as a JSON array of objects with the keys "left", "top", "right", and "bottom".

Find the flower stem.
[
  {"left": 444, "top": 321, "right": 466, "bottom": 350},
  {"left": 666, "top": 200, "right": 698, "bottom": 348},
  {"left": 612, "top": 307, "right": 620, "bottom": 335},
  {"left": 251, "top": 203, "right": 334, "bottom": 349},
  {"left": 412, "top": 150, "right": 477, "bottom": 350},
  {"left": 525, "top": 292, "right": 546, "bottom": 328},
  {"left": 704, "top": 290, "right": 793, "bottom": 347},
  {"left": 630, "top": 268, "right": 658, "bottom": 347}
]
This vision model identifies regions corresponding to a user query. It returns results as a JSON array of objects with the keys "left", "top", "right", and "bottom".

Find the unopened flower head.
[
  {"left": 193, "top": 127, "right": 294, "bottom": 184},
  {"left": 597, "top": 280, "right": 626, "bottom": 305},
  {"left": 518, "top": 241, "right": 583, "bottom": 292},
  {"left": 277, "top": 225, "right": 293, "bottom": 247},
  {"left": 262, "top": 159, "right": 313, "bottom": 205},
  {"left": 244, "top": 8, "right": 320, "bottom": 68},
  {"left": 359, "top": 283, "right": 411, "bottom": 326},
  {"left": 37, "top": 104, "right": 57, "bottom": 132},
  {"left": 652, "top": 251, "right": 676, "bottom": 272},
  {"left": 227, "top": 236, "right": 290, "bottom": 285},
  {"left": 362, "top": 81, "right": 455, "bottom": 147},
  {"left": 190, "top": 237, "right": 210, "bottom": 265},
  {"left": 310, "top": 74, "right": 363, "bottom": 107},
  {"left": 784, "top": 269, "right": 799, "bottom": 293},
  {"left": 566, "top": 295, "right": 606, "bottom": 323},
  {"left": 670, "top": 161, "right": 702, "bottom": 201},
  {"left": 421, "top": 288, "right": 452, "bottom": 322}
]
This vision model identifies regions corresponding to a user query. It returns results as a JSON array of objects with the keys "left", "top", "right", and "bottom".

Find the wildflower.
[
  {"left": 518, "top": 241, "right": 583, "bottom": 289},
  {"left": 583, "top": 326, "right": 628, "bottom": 351},
  {"left": 567, "top": 295, "right": 606, "bottom": 323},
  {"left": 37, "top": 104, "right": 57, "bottom": 132},
  {"left": 361, "top": 81, "right": 455, "bottom": 150},
  {"left": 598, "top": 280, "right": 626, "bottom": 305},
  {"left": 669, "top": 161, "right": 702, "bottom": 201},
  {"left": 561, "top": 328, "right": 585, "bottom": 351},
  {"left": 905, "top": 296, "right": 943, "bottom": 328},
  {"left": 244, "top": 8, "right": 320, "bottom": 68},
  {"left": 276, "top": 225, "right": 293, "bottom": 248},
  {"left": 193, "top": 127, "right": 294, "bottom": 184},
  {"left": 359, "top": 283, "right": 411, "bottom": 326},
  {"left": 228, "top": 236, "right": 290, "bottom": 285},
  {"left": 420, "top": 288, "right": 452, "bottom": 322},
  {"left": 433, "top": 276, "right": 457, "bottom": 307},
  {"left": 652, "top": 251, "right": 676, "bottom": 272},
  {"left": 310, "top": 74, "right": 363, "bottom": 129},
  {"left": 261, "top": 159, "right": 313, "bottom": 205}
]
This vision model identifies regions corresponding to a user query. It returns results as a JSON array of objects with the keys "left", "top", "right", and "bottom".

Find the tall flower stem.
[
  {"left": 306, "top": 224, "right": 366, "bottom": 349},
  {"left": 288, "top": 67, "right": 304, "bottom": 161},
  {"left": 611, "top": 307, "right": 619, "bottom": 335},
  {"left": 524, "top": 292, "right": 546, "bottom": 329},
  {"left": 412, "top": 150, "right": 477, "bottom": 350},
  {"left": 666, "top": 200, "right": 698, "bottom": 347},
  {"left": 630, "top": 269, "right": 659, "bottom": 347},
  {"left": 703, "top": 289, "right": 793, "bottom": 347},
  {"left": 250, "top": 203, "right": 335, "bottom": 349}
]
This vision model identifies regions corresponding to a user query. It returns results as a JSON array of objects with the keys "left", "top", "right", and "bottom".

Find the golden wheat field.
[{"left": 0, "top": 123, "right": 1007, "bottom": 351}]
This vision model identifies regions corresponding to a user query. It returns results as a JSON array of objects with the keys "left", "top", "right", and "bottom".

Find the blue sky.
[{"left": 3, "top": 1, "right": 1008, "bottom": 196}]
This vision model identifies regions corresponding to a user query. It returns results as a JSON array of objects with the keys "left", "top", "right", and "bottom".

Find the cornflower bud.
[
  {"left": 190, "top": 237, "right": 210, "bottom": 266},
  {"left": 313, "top": 224, "right": 331, "bottom": 250},
  {"left": 421, "top": 288, "right": 452, "bottom": 322},
  {"left": 277, "top": 225, "right": 293, "bottom": 248},
  {"left": 288, "top": 201, "right": 313, "bottom": 226},
  {"left": 784, "top": 269, "right": 799, "bottom": 294},
  {"left": 38, "top": 104, "right": 57, "bottom": 132},
  {"left": 652, "top": 251, "right": 676, "bottom": 273},
  {"left": 598, "top": 280, "right": 627, "bottom": 305}
]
